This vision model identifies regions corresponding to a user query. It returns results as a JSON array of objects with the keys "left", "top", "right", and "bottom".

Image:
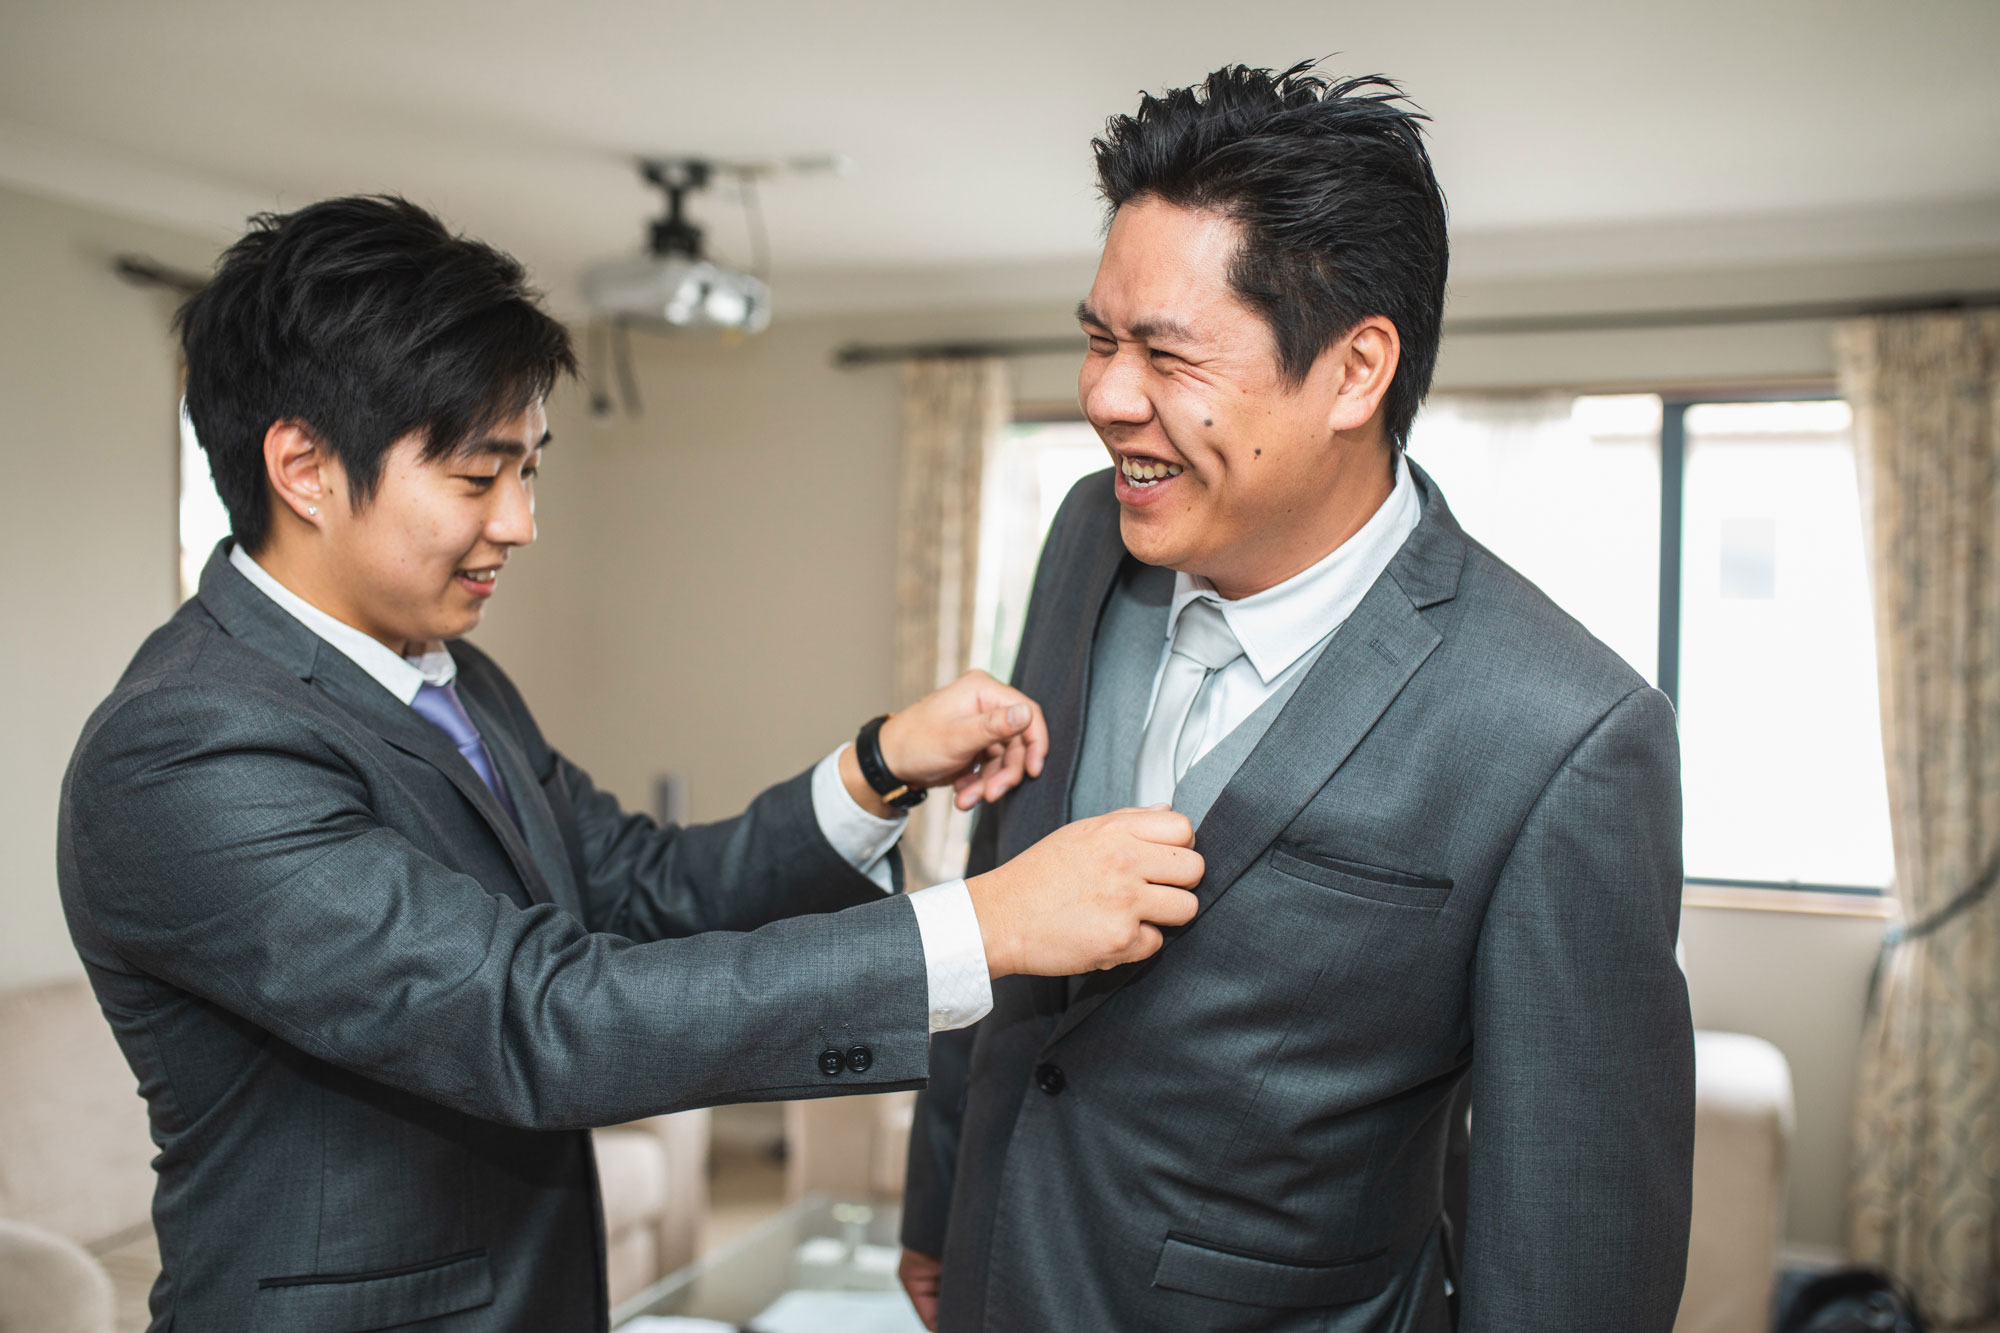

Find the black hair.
[
  {"left": 176, "top": 195, "right": 576, "bottom": 552},
  {"left": 1093, "top": 62, "right": 1449, "bottom": 448}
]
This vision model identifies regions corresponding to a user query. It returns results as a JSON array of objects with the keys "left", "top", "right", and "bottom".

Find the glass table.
[{"left": 613, "top": 1196, "right": 926, "bottom": 1333}]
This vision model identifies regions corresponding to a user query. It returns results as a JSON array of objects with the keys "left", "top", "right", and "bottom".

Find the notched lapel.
[
  {"left": 460, "top": 691, "right": 578, "bottom": 909},
  {"left": 1044, "top": 558, "right": 1447, "bottom": 1051},
  {"left": 310, "top": 647, "right": 559, "bottom": 907},
  {"left": 999, "top": 493, "right": 1131, "bottom": 863},
  {"left": 196, "top": 545, "right": 558, "bottom": 906}
]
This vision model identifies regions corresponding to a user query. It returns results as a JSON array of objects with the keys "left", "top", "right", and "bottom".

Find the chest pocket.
[{"left": 1265, "top": 847, "right": 1453, "bottom": 911}]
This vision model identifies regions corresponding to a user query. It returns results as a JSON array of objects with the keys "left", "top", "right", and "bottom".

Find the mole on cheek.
[
  {"left": 1204, "top": 418, "right": 1213, "bottom": 427},
  {"left": 1255, "top": 448, "right": 1262, "bottom": 457}
]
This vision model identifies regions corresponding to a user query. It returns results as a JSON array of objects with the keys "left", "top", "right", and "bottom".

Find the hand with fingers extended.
[
  {"left": 967, "top": 805, "right": 1203, "bottom": 978},
  {"left": 839, "top": 670, "right": 1051, "bottom": 818}
]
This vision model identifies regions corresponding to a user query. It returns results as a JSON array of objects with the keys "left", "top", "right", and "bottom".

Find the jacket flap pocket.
[
  {"left": 255, "top": 1249, "right": 493, "bottom": 1332},
  {"left": 1152, "top": 1233, "right": 1392, "bottom": 1309},
  {"left": 1268, "top": 849, "right": 1452, "bottom": 909}
]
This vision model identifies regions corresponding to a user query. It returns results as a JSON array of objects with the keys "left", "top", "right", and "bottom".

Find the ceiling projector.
[{"left": 581, "top": 160, "right": 772, "bottom": 334}]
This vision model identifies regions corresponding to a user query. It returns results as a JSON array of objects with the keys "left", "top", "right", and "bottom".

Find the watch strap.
[{"left": 856, "top": 714, "right": 927, "bottom": 810}]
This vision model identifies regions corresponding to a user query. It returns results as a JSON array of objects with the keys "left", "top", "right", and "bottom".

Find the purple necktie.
[{"left": 411, "top": 681, "right": 522, "bottom": 830}]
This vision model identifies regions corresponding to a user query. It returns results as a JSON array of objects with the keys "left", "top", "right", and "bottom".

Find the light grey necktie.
[{"left": 1133, "top": 599, "right": 1244, "bottom": 807}]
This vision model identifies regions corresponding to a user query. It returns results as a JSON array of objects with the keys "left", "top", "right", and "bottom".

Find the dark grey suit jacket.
[
  {"left": 904, "top": 466, "right": 1694, "bottom": 1332},
  {"left": 59, "top": 546, "right": 930, "bottom": 1332}
]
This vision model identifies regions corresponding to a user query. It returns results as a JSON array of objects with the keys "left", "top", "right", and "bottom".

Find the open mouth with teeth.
[
  {"left": 456, "top": 567, "right": 501, "bottom": 595},
  {"left": 1119, "top": 457, "right": 1185, "bottom": 488}
]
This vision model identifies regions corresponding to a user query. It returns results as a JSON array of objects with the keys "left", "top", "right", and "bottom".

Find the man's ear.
[
  {"left": 262, "top": 421, "right": 331, "bottom": 526},
  {"left": 1325, "top": 315, "right": 1401, "bottom": 436}
]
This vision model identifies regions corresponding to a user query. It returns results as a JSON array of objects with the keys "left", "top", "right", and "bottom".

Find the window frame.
[{"left": 1654, "top": 386, "right": 1887, "bottom": 898}]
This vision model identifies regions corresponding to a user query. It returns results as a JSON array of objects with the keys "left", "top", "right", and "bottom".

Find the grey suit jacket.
[
  {"left": 904, "top": 466, "right": 1694, "bottom": 1332},
  {"left": 58, "top": 546, "right": 930, "bottom": 1333}
]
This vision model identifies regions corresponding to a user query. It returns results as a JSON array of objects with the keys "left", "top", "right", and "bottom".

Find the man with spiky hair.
[
  {"left": 901, "top": 65, "right": 1694, "bottom": 1331},
  {"left": 57, "top": 195, "right": 1204, "bottom": 1331}
]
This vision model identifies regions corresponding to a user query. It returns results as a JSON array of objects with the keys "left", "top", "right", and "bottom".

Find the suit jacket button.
[
  {"left": 1036, "top": 1062, "right": 1065, "bottom": 1096},
  {"left": 818, "top": 1048, "right": 845, "bottom": 1076},
  {"left": 846, "top": 1045, "right": 874, "bottom": 1073}
]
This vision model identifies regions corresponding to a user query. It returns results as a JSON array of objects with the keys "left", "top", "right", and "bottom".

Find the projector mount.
[
  {"left": 582, "top": 154, "right": 848, "bottom": 416},
  {"left": 639, "top": 159, "right": 714, "bottom": 265}
]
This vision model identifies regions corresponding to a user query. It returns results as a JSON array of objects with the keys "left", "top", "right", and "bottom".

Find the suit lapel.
[
  {"left": 1067, "top": 561, "right": 1173, "bottom": 822},
  {"left": 1043, "top": 464, "right": 1466, "bottom": 1050},
  {"left": 461, "top": 689, "right": 578, "bottom": 907},
  {"left": 194, "top": 544, "right": 562, "bottom": 906},
  {"left": 309, "top": 649, "right": 560, "bottom": 906},
  {"left": 991, "top": 478, "right": 1131, "bottom": 1027},
  {"left": 998, "top": 481, "right": 1130, "bottom": 863}
]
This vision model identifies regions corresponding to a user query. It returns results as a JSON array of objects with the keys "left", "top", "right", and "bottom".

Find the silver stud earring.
[{"left": 306, "top": 505, "right": 318, "bottom": 517}]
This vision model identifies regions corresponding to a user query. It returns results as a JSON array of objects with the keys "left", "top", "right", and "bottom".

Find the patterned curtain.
[
  {"left": 894, "top": 357, "right": 1010, "bottom": 886},
  {"left": 1843, "top": 311, "right": 2000, "bottom": 1327}
]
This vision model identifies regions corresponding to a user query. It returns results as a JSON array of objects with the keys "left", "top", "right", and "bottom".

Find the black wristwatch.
[{"left": 855, "top": 714, "right": 928, "bottom": 811}]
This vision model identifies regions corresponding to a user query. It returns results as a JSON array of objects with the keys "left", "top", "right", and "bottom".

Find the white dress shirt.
[
  {"left": 227, "top": 544, "right": 993, "bottom": 1032},
  {"left": 1151, "top": 454, "right": 1422, "bottom": 777}
]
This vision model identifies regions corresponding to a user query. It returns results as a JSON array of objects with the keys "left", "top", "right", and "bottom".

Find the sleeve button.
[
  {"left": 818, "top": 1048, "right": 845, "bottom": 1076},
  {"left": 846, "top": 1045, "right": 875, "bottom": 1073}
]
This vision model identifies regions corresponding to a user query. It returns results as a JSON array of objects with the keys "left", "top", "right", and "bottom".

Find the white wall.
[
  {"left": 1681, "top": 901, "right": 1888, "bottom": 1255},
  {"left": 0, "top": 183, "right": 221, "bottom": 988}
]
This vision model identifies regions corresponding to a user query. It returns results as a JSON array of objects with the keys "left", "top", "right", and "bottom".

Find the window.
[
  {"left": 971, "top": 421, "right": 1111, "bottom": 683},
  {"left": 1674, "top": 400, "right": 1891, "bottom": 889},
  {"left": 1415, "top": 393, "right": 1891, "bottom": 893},
  {"left": 1406, "top": 394, "right": 1662, "bottom": 684},
  {"left": 179, "top": 401, "right": 230, "bottom": 600},
  {"left": 977, "top": 394, "right": 1894, "bottom": 895}
]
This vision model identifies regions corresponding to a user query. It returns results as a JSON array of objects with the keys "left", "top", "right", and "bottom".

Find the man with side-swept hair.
[
  {"left": 57, "top": 196, "right": 1203, "bottom": 1331},
  {"left": 901, "top": 64, "right": 1694, "bottom": 1331}
]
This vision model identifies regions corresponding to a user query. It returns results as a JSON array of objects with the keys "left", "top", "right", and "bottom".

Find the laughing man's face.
[{"left": 1077, "top": 197, "right": 1392, "bottom": 599}]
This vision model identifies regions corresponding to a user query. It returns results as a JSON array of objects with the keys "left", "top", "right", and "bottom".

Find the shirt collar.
[
  {"left": 227, "top": 543, "right": 455, "bottom": 705},
  {"left": 1169, "top": 452, "right": 1422, "bottom": 684}
]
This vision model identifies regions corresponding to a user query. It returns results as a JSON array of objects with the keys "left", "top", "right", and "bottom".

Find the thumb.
[{"left": 976, "top": 702, "right": 1032, "bottom": 744}]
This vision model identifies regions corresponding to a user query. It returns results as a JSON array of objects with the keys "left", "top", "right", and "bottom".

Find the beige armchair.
[
  {"left": 785, "top": 1092, "right": 916, "bottom": 1203},
  {"left": 0, "top": 1218, "right": 113, "bottom": 1333},
  {"left": 0, "top": 978, "right": 154, "bottom": 1332},
  {"left": 0, "top": 976, "right": 711, "bottom": 1329},
  {"left": 596, "top": 1109, "right": 712, "bottom": 1307},
  {"left": 1675, "top": 1030, "right": 1795, "bottom": 1333}
]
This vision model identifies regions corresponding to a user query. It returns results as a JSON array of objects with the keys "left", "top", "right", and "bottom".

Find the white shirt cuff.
[
  {"left": 810, "top": 745, "right": 906, "bottom": 893},
  {"left": 907, "top": 879, "right": 994, "bottom": 1032}
]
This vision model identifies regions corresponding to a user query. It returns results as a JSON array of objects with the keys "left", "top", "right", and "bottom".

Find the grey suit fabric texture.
[
  {"left": 904, "top": 465, "right": 1695, "bottom": 1332},
  {"left": 57, "top": 546, "right": 931, "bottom": 1333}
]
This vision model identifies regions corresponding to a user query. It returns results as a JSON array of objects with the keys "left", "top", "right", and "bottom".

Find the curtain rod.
[
  {"left": 113, "top": 254, "right": 209, "bottom": 297},
  {"left": 833, "top": 290, "right": 2000, "bottom": 368}
]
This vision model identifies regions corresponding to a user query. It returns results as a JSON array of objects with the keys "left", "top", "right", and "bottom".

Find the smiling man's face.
[
  {"left": 311, "top": 400, "right": 547, "bottom": 651},
  {"left": 1078, "top": 197, "right": 1396, "bottom": 599}
]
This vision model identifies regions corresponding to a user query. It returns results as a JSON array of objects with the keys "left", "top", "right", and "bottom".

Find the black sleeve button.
[
  {"left": 846, "top": 1045, "right": 874, "bottom": 1073},
  {"left": 1035, "top": 1062, "right": 1066, "bottom": 1096},
  {"left": 818, "top": 1048, "right": 845, "bottom": 1076}
]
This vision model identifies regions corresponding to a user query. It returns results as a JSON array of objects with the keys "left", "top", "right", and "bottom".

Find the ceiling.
[{"left": 3, "top": 0, "right": 1997, "bottom": 317}]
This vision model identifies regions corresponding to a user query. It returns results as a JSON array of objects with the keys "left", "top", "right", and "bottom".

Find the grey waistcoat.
[{"left": 1071, "top": 560, "right": 1327, "bottom": 830}]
